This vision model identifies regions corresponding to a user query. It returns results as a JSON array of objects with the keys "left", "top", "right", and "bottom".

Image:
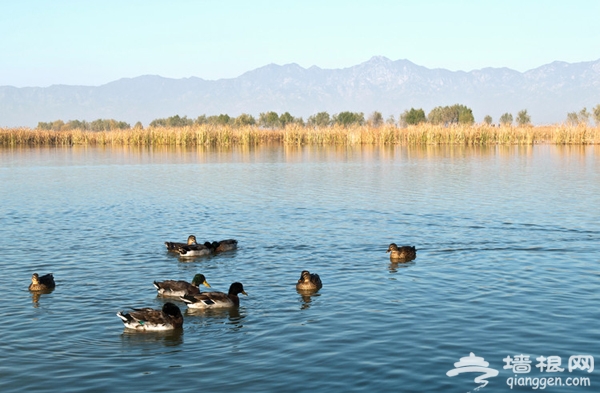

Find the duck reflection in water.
[
  {"left": 186, "top": 307, "right": 245, "bottom": 330},
  {"left": 297, "top": 290, "right": 321, "bottom": 310},
  {"left": 120, "top": 328, "right": 184, "bottom": 347},
  {"left": 30, "top": 289, "right": 54, "bottom": 308},
  {"left": 388, "top": 260, "right": 416, "bottom": 274}
]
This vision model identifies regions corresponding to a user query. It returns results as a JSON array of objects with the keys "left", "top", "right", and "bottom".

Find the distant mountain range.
[{"left": 1, "top": 56, "right": 599, "bottom": 127}]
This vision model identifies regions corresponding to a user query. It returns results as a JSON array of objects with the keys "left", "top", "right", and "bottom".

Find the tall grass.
[{"left": 1, "top": 124, "right": 598, "bottom": 147}]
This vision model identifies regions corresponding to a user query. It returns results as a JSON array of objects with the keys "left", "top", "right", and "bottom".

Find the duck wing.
[
  {"left": 180, "top": 291, "right": 234, "bottom": 307},
  {"left": 214, "top": 239, "right": 238, "bottom": 252},
  {"left": 39, "top": 273, "right": 56, "bottom": 288},
  {"left": 165, "top": 241, "right": 189, "bottom": 251}
]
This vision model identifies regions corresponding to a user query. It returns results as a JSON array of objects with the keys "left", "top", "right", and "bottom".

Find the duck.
[
  {"left": 211, "top": 239, "right": 238, "bottom": 253},
  {"left": 28, "top": 273, "right": 56, "bottom": 291},
  {"left": 296, "top": 270, "right": 322, "bottom": 291},
  {"left": 180, "top": 282, "right": 247, "bottom": 309},
  {"left": 386, "top": 243, "right": 417, "bottom": 262},
  {"left": 165, "top": 235, "right": 197, "bottom": 252},
  {"left": 116, "top": 302, "right": 183, "bottom": 331},
  {"left": 176, "top": 241, "right": 216, "bottom": 258},
  {"left": 153, "top": 274, "right": 211, "bottom": 297}
]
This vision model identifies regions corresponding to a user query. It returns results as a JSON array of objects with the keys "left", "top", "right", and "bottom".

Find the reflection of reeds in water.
[{"left": 1, "top": 124, "right": 598, "bottom": 146}]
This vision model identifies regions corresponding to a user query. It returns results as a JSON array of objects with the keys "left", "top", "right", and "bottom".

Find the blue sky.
[{"left": 2, "top": 0, "right": 599, "bottom": 87}]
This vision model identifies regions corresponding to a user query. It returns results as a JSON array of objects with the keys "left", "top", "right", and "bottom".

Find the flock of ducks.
[
  {"left": 28, "top": 238, "right": 416, "bottom": 332},
  {"left": 165, "top": 235, "right": 239, "bottom": 258}
]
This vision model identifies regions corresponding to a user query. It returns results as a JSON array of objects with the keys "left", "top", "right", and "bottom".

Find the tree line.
[
  {"left": 566, "top": 106, "right": 600, "bottom": 126},
  {"left": 35, "top": 104, "right": 600, "bottom": 131}
]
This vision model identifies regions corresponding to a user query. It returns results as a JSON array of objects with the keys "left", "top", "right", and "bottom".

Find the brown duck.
[
  {"left": 296, "top": 270, "right": 323, "bottom": 291},
  {"left": 165, "top": 235, "right": 198, "bottom": 252},
  {"left": 386, "top": 243, "right": 417, "bottom": 262},
  {"left": 29, "top": 273, "right": 56, "bottom": 291}
]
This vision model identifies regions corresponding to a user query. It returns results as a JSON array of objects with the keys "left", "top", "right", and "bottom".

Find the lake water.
[{"left": 1, "top": 144, "right": 599, "bottom": 393}]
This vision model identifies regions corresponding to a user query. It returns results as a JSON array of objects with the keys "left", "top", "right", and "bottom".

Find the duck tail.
[
  {"left": 179, "top": 295, "right": 193, "bottom": 304},
  {"left": 116, "top": 311, "right": 129, "bottom": 323}
]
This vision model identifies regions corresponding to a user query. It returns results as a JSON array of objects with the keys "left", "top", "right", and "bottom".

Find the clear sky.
[{"left": 2, "top": 0, "right": 599, "bottom": 87}]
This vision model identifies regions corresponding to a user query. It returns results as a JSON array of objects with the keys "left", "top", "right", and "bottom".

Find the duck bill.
[
  {"left": 241, "top": 290, "right": 248, "bottom": 296},
  {"left": 203, "top": 281, "right": 211, "bottom": 288}
]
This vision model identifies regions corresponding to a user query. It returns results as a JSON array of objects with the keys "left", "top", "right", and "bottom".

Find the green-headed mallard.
[
  {"left": 28, "top": 273, "right": 56, "bottom": 291},
  {"left": 386, "top": 243, "right": 417, "bottom": 262},
  {"left": 296, "top": 270, "right": 322, "bottom": 291},
  {"left": 180, "top": 282, "right": 247, "bottom": 309},
  {"left": 176, "top": 241, "right": 215, "bottom": 258},
  {"left": 116, "top": 302, "right": 183, "bottom": 331},
  {"left": 165, "top": 235, "right": 197, "bottom": 252},
  {"left": 153, "top": 274, "right": 211, "bottom": 297},
  {"left": 212, "top": 239, "right": 238, "bottom": 253}
]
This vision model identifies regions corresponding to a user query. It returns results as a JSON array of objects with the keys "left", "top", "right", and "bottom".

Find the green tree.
[
  {"left": 37, "top": 121, "right": 53, "bottom": 130},
  {"left": 67, "top": 119, "right": 89, "bottom": 130},
  {"left": 578, "top": 107, "right": 590, "bottom": 125},
  {"left": 206, "top": 114, "right": 231, "bottom": 125},
  {"left": 565, "top": 108, "right": 593, "bottom": 126},
  {"left": 483, "top": 115, "right": 493, "bottom": 125},
  {"left": 427, "top": 106, "right": 448, "bottom": 125},
  {"left": 456, "top": 104, "right": 475, "bottom": 125},
  {"left": 516, "top": 109, "right": 531, "bottom": 126},
  {"left": 427, "top": 104, "right": 474, "bottom": 126},
  {"left": 593, "top": 104, "right": 600, "bottom": 126},
  {"left": 332, "top": 111, "right": 364, "bottom": 127},
  {"left": 149, "top": 115, "right": 192, "bottom": 128},
  {"left": 234, "top": 113, "right": 256, "bottom": 127},
  {"left": 386, "top": 115, "right": 396, "bottom": 125},
  {"left": 401, "top": 108, "right": 426, "bottom": 126},
  {"left": 195, "top": 115, "right": 207, "bottom": 125},
  {"left": 367, "top": 111, "right": 384, "bottom": 127},
  {"left": 259, "top": 111, "right": 280, "bottom": 128},
  {"left": 499, "top": 113, "right": 513, "bottom": 126},
  {"left": 133, "top": 121, "right": 144, "bottom": 130},
  {"left": 279, "top": 112, "right": 295, "bottom": 127},
  {"left": 52, "top": 120, "right": 65, "bottom": 131},
  {"left": 307, "top": 112, "right": 331, "bottom": 127},
  {"left": 566, "top": 112, "right": 579, "bottom": 126}
]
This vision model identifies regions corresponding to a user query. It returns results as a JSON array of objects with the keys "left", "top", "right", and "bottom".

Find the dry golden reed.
[{"left": 1, "top": 124, "right": 598, "bottom": 147}]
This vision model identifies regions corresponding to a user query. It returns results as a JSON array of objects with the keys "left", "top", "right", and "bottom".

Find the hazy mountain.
[{"left": 1, "top": 56, "right": 599, "bottom": 127}]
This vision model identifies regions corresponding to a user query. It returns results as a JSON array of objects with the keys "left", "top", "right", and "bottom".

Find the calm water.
[{"left": 1, "top": 144, "right": 599, "bottom": 393}]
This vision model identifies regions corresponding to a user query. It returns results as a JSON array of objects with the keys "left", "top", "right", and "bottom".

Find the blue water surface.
[{"left": 0, "top": 144, "right": 598, "bottom": 392}]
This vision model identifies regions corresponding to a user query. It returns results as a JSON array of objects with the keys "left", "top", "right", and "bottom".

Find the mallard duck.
[
  {"left": 212, "top": 239, "right": 238, "bottom": 253},
  {"left": 153, "top": 274, "right": 211, "bottom": 297},
  {"left": 28, "top": 273, "right": 56, "bottom": 291},
  {"left": 116, "top": 302, "right": 183, "bottom": 331},
  {"left": 180, "top": 282, "right": 247, "bottom": 309},
  {"left": 386, "top": 243, "right": 417, "bottom": 261},
  {"left": 296, "top": 270, "right": 322, "bottom": 291},
  {"left": 176, "top": 242, "right": 215, "bottom": 258},
  {"left": 165, "top": 235, "right": 197, "bottom": 252}
]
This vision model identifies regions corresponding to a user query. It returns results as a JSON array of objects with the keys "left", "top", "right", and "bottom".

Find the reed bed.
[{"left": 1, "top": 124, "right": 598, "bottom": 147}]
